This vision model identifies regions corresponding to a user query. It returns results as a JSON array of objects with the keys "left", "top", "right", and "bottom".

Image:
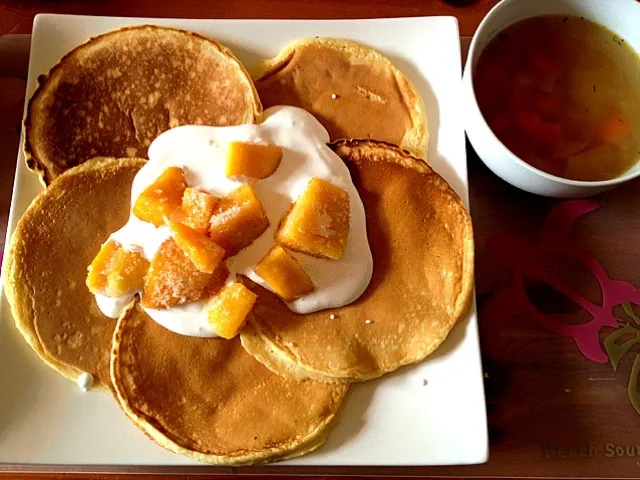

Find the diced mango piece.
[
  {"left": 87, "top": 241, "right": 149, "bottom": 297},
  {"left": 133, "top": 167, "right": 187, "bottom": 226},
  {"left": 179, "top": 188, "right": 220, "bottom": 234},
  {"left": 142, "top": 238, "right": 213, "bottom": 309},
  {"left": 167, "top": 220, "right": 225, "bottom": 273},
  {"left": 205, "top": 282, "right": 257, "bottom": 339},
  {"left": 209, "top": 184, "right": 269, "bottom": 257},
  {"left": 106, "top": 248, "right": 149, "bottom": 296},
  {"left": 86, "top": 240, "right": 119, "bottom": 294},
  {"left": 225, "top": 141, "right": 283, "bottom": 179},
  {"left": 203, "top": 263, "right": 230, "bottom": 298},
  {"left": 276, "top": 178, "right": 350, "bottom": 260},
  {"left": 255, "top": 245, "right": 314, "bottom": 301}
]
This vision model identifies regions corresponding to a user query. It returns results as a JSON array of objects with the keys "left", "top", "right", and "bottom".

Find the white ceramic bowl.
[{"left": 463, "top": 0, "right": 640, "bottom": 197}]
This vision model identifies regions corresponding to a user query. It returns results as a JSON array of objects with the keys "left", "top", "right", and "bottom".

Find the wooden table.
[{"left": 2, "top": 1, "right": 640, "bottom": 479}]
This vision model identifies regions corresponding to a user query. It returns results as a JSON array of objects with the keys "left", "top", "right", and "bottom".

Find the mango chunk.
[
  {"left": 276, "top": 178, "right": 350, "bottom": 260},
  {"left": 209, "top": 184, "right": 269, "bottom": 257},
  {"left": 205, "top": 282, "right": 257, "bottom": 339},
  {"left": 86, "top": 240, "right": 119, "bottom": 294},
  {"left": 142, "top": 238, "right": 213, "bottom": 309},
  {"left": 179, "top": 188, "right": 220, "bottom": 234},
  {"left": 87, "top": 241, "right": 149, "bottom": 297},
  {"left": 204, "top": 263, "right": 231, "bottom": 297},
  {"left": 133, "top": 167, "right": 187, "bottom": 226},
  {"left": 225, "top": 141, "right": 283, "bottom": 179},
  {"left": 106, "top": 248, "right": 149, "bottom": 297},
  {"left": 167, "top": 220, "right": 225, "bottom": 273},
  {"left": 255, "top": 245, "right": 314, "bottom": 301}
]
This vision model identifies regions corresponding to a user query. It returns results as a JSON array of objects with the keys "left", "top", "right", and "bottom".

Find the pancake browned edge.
[
  {"left": 252, "top": 38, "right": 428, "bottom": 158},
  {"left": 241, "top": 139, "right": 474, "bottom": 383},
  {"left": 3, "top": 157, "right": 145, "bottom": 390},
  {"left": 111, "top": 303, "right": 347, "bottom": 465},
  {"left": 24, "top": 25, "right": 262, "bottom": 185}
]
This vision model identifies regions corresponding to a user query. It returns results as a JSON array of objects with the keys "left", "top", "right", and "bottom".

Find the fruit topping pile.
[{"left": 87, "top": 141, "right": 351, "bottom": 338}]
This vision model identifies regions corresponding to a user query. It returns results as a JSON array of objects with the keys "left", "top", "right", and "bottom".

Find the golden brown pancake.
[
  {"left": 3, "top": 157, "right": 145, "bottom": 389},
  {"left": 252, "top": 38, "right": 428, "bottom": 158},
  {"left": 24, "top": 25, "right": 262, "bottom": 185},
  {"left": 111, "top": 303, "right": 347, "bottom": 465},
  {"left": 241, "top": 140, "right": 474, "bottom": 383}
]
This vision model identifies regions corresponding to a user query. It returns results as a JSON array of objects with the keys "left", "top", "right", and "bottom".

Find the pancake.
[
  {"left": 111, "top": 303, "right": 347, "bottom": 465},
  {"left": 252, "top": 38, "right": 428, "bottom": 158},
  {"left": 3, "top": 157, "right": 145, "bottom": 389},
  {"left": 24, "top": 25, "right": 262, "bottom": 185},
  {"left": 241, "top": 140, "right": 474, "bottom": 383}
]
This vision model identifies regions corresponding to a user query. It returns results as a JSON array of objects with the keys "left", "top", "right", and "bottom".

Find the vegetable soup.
[{"left": 473, "top": 15, "right": 640, "bottom": 181}]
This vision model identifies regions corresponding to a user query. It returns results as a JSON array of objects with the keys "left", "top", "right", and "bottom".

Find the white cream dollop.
[
  {"left": 77, "top": 372, "right": 94, "bottom": 392},
  {"left": 96, "top": 106, "right": 373, "bottom": 337},
  {"left": 95, "top": 293, "right": 133, "bottom": 319}
]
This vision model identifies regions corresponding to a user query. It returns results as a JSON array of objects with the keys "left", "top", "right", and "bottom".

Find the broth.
[{"left": 474, "top": 15, "right": 640, "bottom": 181}]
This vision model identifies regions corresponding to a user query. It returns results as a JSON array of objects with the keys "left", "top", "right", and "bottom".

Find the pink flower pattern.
[{"left": 482, "top": 200, "right": 640, "bottom": 412}]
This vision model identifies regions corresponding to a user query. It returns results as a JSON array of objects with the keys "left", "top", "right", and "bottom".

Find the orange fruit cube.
[
  {"left": 205, "top": 282, "right": 257, "bottom": 339},
  {"left": 255, "top": 245, "right": 314, "bottom": 301},
  {"left": 276, "top": 178, "right": 350, "bottom": 260},
  {"left": 203, "top": 263, "right": 231, "bottom": 298},
  {"left": 209, "top": 184, "right": 269, "bottom": 257},
  {"left": 142, "top": 238, "right": 213, "bottom": 309},
  {"left": 87, "top": 241, "right": 149, "bottom": 297},
  {"left": 179, "top": 188, "right": 220, "bottom": 234},
  {"left": 106, "top": 247, "right": 149, "bottom": 297},
  {"left": 86, "top": 240, "right": 119, "bottom": 294},
  {"left": 167, "top": 220, "right": 225, "bottom": 273},
  {"left": 132, "top": 167, "right": 187, "bottom": 226},
  {"left": 225, "top": 141, "right": 283, "bottom": 179}
]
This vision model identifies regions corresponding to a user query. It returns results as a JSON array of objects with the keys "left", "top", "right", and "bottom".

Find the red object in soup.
[{"left": 473, "top": 15, "right": 640, "bottom": 181}]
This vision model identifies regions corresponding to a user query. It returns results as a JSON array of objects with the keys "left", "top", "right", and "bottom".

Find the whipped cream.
[
  {"left": 96, "top": 106, "right": 373, "bottom": 337},
  {"left": 95, "top": 293, "right": 133, "bottom": 319}
]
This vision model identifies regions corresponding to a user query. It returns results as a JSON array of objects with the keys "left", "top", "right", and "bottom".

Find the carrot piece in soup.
[
  {"left": 599, "top": 114, "right": 630, "bottom": 144},
  {"left": 514, "top": 111, "right": 541, "bottom": 136}
]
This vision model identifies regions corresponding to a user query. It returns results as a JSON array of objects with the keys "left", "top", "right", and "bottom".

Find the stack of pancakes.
[{"left": 3, "top": 26, "right": 473, "bottom": 465}]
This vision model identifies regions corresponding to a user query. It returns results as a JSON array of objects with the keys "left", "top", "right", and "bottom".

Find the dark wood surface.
[
  {"left": 0, "top": 0, "right": 498, "bottom": 36},
  {"left": 2, "top": 1, "right": 640, "bottom": 478}
]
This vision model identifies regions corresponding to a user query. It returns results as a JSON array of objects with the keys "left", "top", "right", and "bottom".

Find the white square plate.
[{"left": 0, "top": 13, "right": 487, "bottom": 469}]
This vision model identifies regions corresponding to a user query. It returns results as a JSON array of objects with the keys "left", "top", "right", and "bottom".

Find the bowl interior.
[{"left": 469, "top": 0, "right": 640, "bottom": 183}]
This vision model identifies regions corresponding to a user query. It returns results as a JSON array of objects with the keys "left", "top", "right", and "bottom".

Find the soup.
[{"left": 473, "top": 15, "right": 640, "bottom": 182}]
